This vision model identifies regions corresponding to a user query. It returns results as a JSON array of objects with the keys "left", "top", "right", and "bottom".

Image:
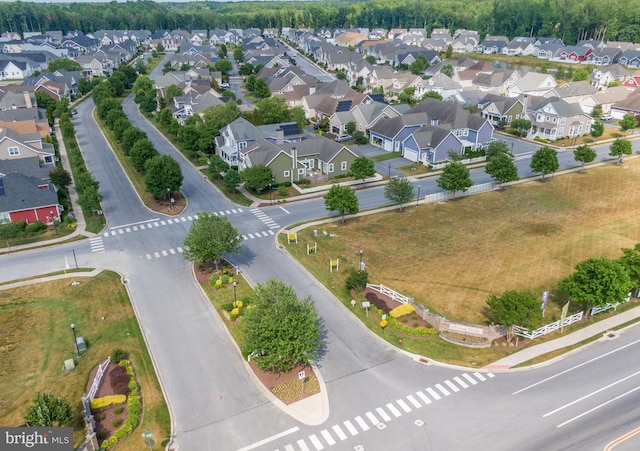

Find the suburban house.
[
  {"left": 525, "top": 97, "right": 592, "bottom": 139},
  {"left": 476, "top": 36, "right": 509, "bottom": 54},
  {"left": 594, "top": 86, "right": 635, "bottom": 118},
  {"left": 619, "top": 49, "right": 640, "bottom": 68},
  {"left": 471, "top": 69, "right": 520, "bottom": 95},
  {"left": 368, "top": 112, "right": 430, "bottom": 152},
  {"left": 610, "top": 90, "right": 640, "bottom": 118},
  {"left": 548, "top": 81, "right": 598, "bottom": 114},
  {"left": 238, "top": 136, "right": 360, "bottom": 184},
  {"left": 556, "top": 45, "right": 592, "bottom": 62},
  {"left": 0, "top": 127, "right": 54, "bottom": 165},
  {"left": 479, "top": 94, "right": 524, "bottom": 126},
  {"left": 401, "top": 125, "right": 464, "bottom": 163},
  {"left": 508, "top": 72, "right": 557, "bottom": 98},
  {"left": 0, "top": 107, "right": 50, "bottom": 137},
  {"left": 0, "top": 171, "right": 59, "bottom": 225},
  {"left": 0, "top": 60, "right": 34, "bottom": 80},
  {"left": 502, "top": 37, "right": 536, "bottom": 56},
  {"left": 590, "top": 64, "right": 631, "bottom": 89},
  {"left": 586, "top": 47, "right": 622, "bottom": 66}
]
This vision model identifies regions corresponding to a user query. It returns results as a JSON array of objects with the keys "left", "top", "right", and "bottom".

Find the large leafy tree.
[
  {"left": 183, "top": 212, "right": 243, "bottom": 269},
  {"left": 609, "top": 138, "right": 632, "bottom": 163},
  {"left": 617, "top": 243, "right": 640, "bottom": 289},
  {"left": 510, "top": 118, "right": 532, "bottom": 137},
  {"left": 559, "top": 257, "right": 632, "bottom": 312},
  {"left": 233, "top": 45, "right": 245, "bottom": 62},
  {"left": 49, "top": 168, "right": 72, "bottom": 190},
  {"left": 530, "top": 146, "right": 559, "bottom": 180},
  {"left": 122, "top": 127, "right": 147, "bottom": 156},
  {"left": 47, "top": 58, "right": 82, "bottom": 72},
  {"left": 243, "top": 279, "right": 322, "bottom": 372},
  {"left": 486, "top": 290, "right": 543, "bottom": 342},
  {"left": 214, "top": 58, "right": 233, "bottom": 75},
  {"left": 24, "top": 392, "right": 74, "bottom": 427},
  {"left": 437, "top": 161, "right": 473, "bottom": 198},
  {"left": 208, "top": 154, "right": 230, "bottom": 180},
  {"left": 253, "top": 78, "right": 271, "bottom": 98},
  {"left": 144, "top": 155, "right": 183, "bottom": 199},
  {"left": 485, "top": 152, "right": 519, "bottom": 188},
  {"left": 241, "top": 165, "right": 273, "bottom": 192},
  {"left": 350, "top": 156, "right": 376, "bottom": 183},
  {"left": 573, "top": 144, "right": 597, "bottom": 171},
  {"left": 130, "top": 138, "right": 159, "bottom": 172},
  {"left": 251, "top": 96, "right": 291, "bottom": 125},
  {"left": 223, "top": 169, "right": 241, "bottom": 193},
  {"left": 324, "top": 184, "right": 359, "bottom": 223},
  {"left": 384, "top": 177, "right": 414, "bottom": 211},
  {"left": 485, "top": 140, "right": 510, "bottom": 160},
  {"left": 619, "top": 113, "right": 638, "bottom": 133}
]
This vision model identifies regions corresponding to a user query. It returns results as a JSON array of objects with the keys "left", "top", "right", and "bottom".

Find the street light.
[
  {"left": 416, "top": 185, "right": 421, "bottom": 207},
  {"left": 233, "top": 281, "right": 237, "bottom": 306},
  {"left": 268, "top": 183, "right": 272, "bottom": 205},
  {"left": 359, "top": 249, "right": 363, "bottom": 271},
  {"left": 50, "top": 210, "right": 58, "bottom": 236},
  {"left": 71, "top": 323, "right": 80, "bottom": 357}
]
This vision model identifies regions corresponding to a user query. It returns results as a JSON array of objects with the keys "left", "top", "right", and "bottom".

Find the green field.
[{"left": 0, "top": 271, "right": 170, "bottom": 449}]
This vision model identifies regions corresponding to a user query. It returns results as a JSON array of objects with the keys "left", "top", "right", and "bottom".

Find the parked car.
[
  {"left": 313, "top": 122, "right": 321, "bottom": 129},
  {"left": 600, "top": 114, "right": 613, "bottom": 121},
  {"left": 335, "top": 134, "right": 352, "bottom": 142},
  {"left": 71, "top": 108, "right": 78, "bottom": 115},
  {"left": 220, "top": 82, "right": 230, "bottom": 89}
]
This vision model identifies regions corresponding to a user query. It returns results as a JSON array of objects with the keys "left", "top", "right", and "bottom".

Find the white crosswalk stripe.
[
  {"left": 343, "top": 420, "right": 358, "bottom": 436},
  {"left": 385, "top": 403, "right": 402, "bottom": 417},
  {"left": 118, "top": 229, "right": 124, "bottom": 234},
  {"left": 177, "top": 247, "right": 183, "bottom": 253},
  {"left": 454, "top": 376, "right": 468, "bottom": 389},
  {"left": 296, "top": 439, "right": 310, "bottom": 451},
  {"left": 89, "top": 237, "right": 105, "bottom": 252},
  {"left": 153, "top": 252, "right": 160, "bottom": 258},
  {"left": 308, "top": 434, "right": 323, "bottom": 450},
  {"left": 462, "top": 373, "right": 478, "bottom": 385},
  {"left": 406, "top": 394, "right": 422, "bottom": 408},
  {"left": 332, "top": 425, "right": 347, "bottom": 441},
  {"left": 169, "top": 248, "right": 176, "bottom": 254},
  {"left": 396, "top": 399, "right": 412, "bottom": 413},
  {"left": 445, "top": 380, "right": 460, "bottom": 392},
  {"left": 146, "top": 254, "right": 152, "bottom": 260},
  {"left": 320, "top": 429, "right": 335, "bottom": 445},
  {"left": 284, "top": 445, "right": 294, "bottom": 451},
  {"left": 125, "top": 227, "right": 131, "bottom": 232},
  {"left": 473, "top": 372, "right": 487, "bottom": 381},
  {"left": 354, "top": 416, "right": 369, "bottom": 431},
  {"left": 416, "top": 391, "right": 432, "bottom": 404},
  {"left": 426, "top": 387, "right": 441, "bottom": 400},
  {"left": 365, "top": 411, "right": 379, "bottom": 426},
  {"left": 161, "top": 250, "right": 167, "bottom": 256},
  {"left": 435, "top": 383, "right": 451, "bottom": 396},
  {"left": 160, "top": 220, "right": 166, "bottom": 226},
  {"left": 375, "top": 407, "right": 391, "bottom": 422},
  {"left": 487, "top": 372, "right": 495, "bottom": 378},
  {"left": 248, "top": 233, "right": 255, "bottom": 239}
]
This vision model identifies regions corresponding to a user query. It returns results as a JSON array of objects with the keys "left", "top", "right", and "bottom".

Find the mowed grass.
[
  {"left": 0, "top": 271, "right": 170, "bottom": 449},
  {"left": 282, "top": 159, "right": 640, "bottom": 327}
]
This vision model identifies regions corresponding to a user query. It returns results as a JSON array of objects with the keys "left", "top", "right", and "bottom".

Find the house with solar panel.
[
  {"left": 215, "top": 118, "right": 303, "bottom": 166},
  {"left": 238, "top": 136, "right": 361, "bottom": 185}
]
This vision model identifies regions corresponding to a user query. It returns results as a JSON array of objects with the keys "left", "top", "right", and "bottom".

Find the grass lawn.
[
  {"left": 371, "top": 151, "right": 402, "bottom": 162},
  {"left": 279, "top": 159, "right": 640, "bottom": 365},
  {"left": 0, "top": 271, "right": 170, "bottom": 449}
]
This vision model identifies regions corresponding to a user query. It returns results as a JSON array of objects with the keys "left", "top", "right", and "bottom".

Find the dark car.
[
  {"left": 313, "top": 122, "right": 320, "bottom": 130},
  {"left": 71, "top": 108, "right": 78, "bottom": 115}
]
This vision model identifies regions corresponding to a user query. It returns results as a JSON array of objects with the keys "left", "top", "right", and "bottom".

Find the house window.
[
  {"left": 537, "top": 114, "right": 543, "bottom": 121},
  {"left": 298, "top": 168, "right": 305, "bottom": 175},
  {"left": 238, "top": 141, "right": 247, "bottom": 150},
  {"left": 558, "top": 127, "right": 564, "bottom": 136},
  {"left": 8, "top": 146, "right": 19, "bottom": 156},
  {"left": 508, "top": 115, "right": 512, "bottom": 122},
  {"left": 463, "top": 129, "right": 469, "bottom": 136},
  {"left": 545, "top": 115, "right": 550, "bottom": 121},
  {"left": 0, "top": 212, "right": 9, "bottom": 224},
  {"left": 283, "top": 170, "right": 290, "bottom": 177},
  {"left": 328, "top": 163, "right": 334, "bottom": 173},
  {"left": 341, "top": 161, "right": 347, "bottom": 171},
  {"left": 302, "top": 159, "right": 314, "bottom": 169},
  {"left": 560, "top": 118, "right": 566, "bottom": 125}
]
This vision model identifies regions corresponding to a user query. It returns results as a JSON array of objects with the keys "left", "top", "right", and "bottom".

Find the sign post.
[
  {"left": 560, "top": 301, "right": 570, "bottom": 332},
  {"left": 362, "top": 301, "right": 370, "bottom": 317},
  {"left": 298, "top": 370, "right": 306, "bottom": 397},
  {"left": 541, "top": 290, "right": 549, "bottom": 316},
  {"left": 142, "top": 427, "right": 154, "bottom": 450}
]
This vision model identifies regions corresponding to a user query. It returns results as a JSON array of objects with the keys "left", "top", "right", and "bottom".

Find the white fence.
[
  {"left": 513, "top": 312, "right": 584, "bottom": 339},
  {"left": 430, "top": 156, "right": 486, "bottom": 170},
  {"left": 366, "top": 283, "right": 410, "bottom": 304},
  {"left": 87, "top": 356, "right": 111, "bottom": 401},
  {"left": 422, "top": 182, "right": 496, "bottom": 204}
]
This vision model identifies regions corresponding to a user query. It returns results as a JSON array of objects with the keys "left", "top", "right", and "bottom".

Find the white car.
[
  {"left": 220, "top": 82, "right": 230, "bottom": 89},
  {"left": 335, "top": 134, "right": 352, "bottom": 142}
]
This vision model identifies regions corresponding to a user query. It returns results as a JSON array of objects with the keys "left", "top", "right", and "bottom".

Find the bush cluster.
[
  {"left": 345, "top": 269, "right": 369, "bottom": 291},
  {"left": 370, "top": 306, "right": 438, "bottom": 336},
  {"left": 110, "top": 348, "right": 127, "bottom": 363},
  {"left": 90, "top": 394, "right": 126, "bottom": 410},
  {"left": 0, "top": 220, "right": 50, "bottom": 241},
  {"left": 389, "top": 304, "right": 416, "bottom": 318},
  {"left": 99, "top": 360, "right": 141, "bottom": 449}
]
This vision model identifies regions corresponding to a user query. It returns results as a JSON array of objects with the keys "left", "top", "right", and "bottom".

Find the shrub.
[
  {"left": 97, "top": 429, "right": 107, "bottom": 440},
  {"left": 233, "top": 300, "right": 243, "bottom": 309},
  {"left": 214, "top": 278, "right": 223, "bottom": 289},
  {"left": 109, "top": 365, "right": 127, "bottom": 380},
  {"left": 220, "top": 274, "right": 229, "bottom": 284},
  {"left": 110, "top": 349, "right": 127, "bottom": 363},
  {"left": 389, "top": 303, "right": 416, "bottom": 318},
  {"left": 90, "top": 395, "right": 126, "bottom": 410},
  {"left": 345, "top": 269, "right": 369, "bottom": 291},
  {"left": 96, "top": 412, "right": 106, "bottom": 421},
  {"left": 114, "top": 406, "right": 124, "bottom": 415},
  {"left": 231, "top": 308, "right": 240, "bottom": 317},
  {"left": 413, "top": 321, "right": 419, "bottom": 327},
  {"left": 111, "top": 419, "right": 122, "bottom": 428},
  {"left": 25, "top": 221, "right": 46, "bottom": 233},
  {"left": 221, "top": 302, "right": 234, "bottom": 312},
  {"left": 209, "top": 274, "right": 220, "bottom": 285}
]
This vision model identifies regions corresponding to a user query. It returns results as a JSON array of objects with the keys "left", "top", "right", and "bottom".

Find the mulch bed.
[
  {"left": 86, "top": 361, "right": 130, "bottom": 443},
  {"left": 146, "top": 192, "right": 186, "bottom": 215},
  {"left": 354, "top": 287, "right": 431, "bottom": 329}
]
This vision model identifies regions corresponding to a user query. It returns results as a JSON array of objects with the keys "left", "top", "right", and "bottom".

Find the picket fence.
[
  {"left": 366, "top": 283, "right": 410, "bottom": 304},
  {"left": 512, "top": 312, "right": 584, "bottom": 339},
  {"left": 87, "top": 356, "right": 110, "bottom": 401}
]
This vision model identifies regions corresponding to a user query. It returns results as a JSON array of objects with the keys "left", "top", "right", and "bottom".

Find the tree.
[
  {"left": 214, "top": 58, "right": 233, "bottom": 75},
  {"left": 409, "top": 54, "right": 429, "bottom": 75},
  {"left": 486, "top": 140, "right": 510, "bottom": 160},
  {"left": 239, "top": 63, "right": 254, "bottom": 76},
  {"left": 530, "top": 146, "right": 559, "bottom": 180},
  {"left": 241, "top": 165, "right": 273, "bottom": 192},
  {"left": 485, "top": 152, "right": 519, "bottom": 188},
  {"left": 223, "top": 169, "right": 241, "bottom": 193},
  {"left": 336, "top": 70, "right": 347, "bottom": 80},
  {"left": 144, "top": 155, "right": 183, "bottom": 199},
  {"left": 208, "top": 154, "right": 230, "bottom": 180},
  {"left": 49, "top": 168, "right": 71, "bottom": 189},
  {"left": 619, "top": 113, "right": 638, "bottom": 133},
  {"left": 233, "top": 45, "right": 245, "bottom": 62},
  {"left": 591, "top": 104, "right": 603, "bottom": 120},
  {"left": 572, "top": 67, "right": 591, "bottom": 82},
  {"left": 245, "top": 74, "right": 256, "bottom": 91},
  {"left": 122, "top": 128, "right": 147, "bottom": 156},
  {"left": 353, "top": 131, "right": 368, "bottom": 144},
  {"left": 135, "top": 59, "right": 148, "bottom": 75},
  {"left": 47, "top": 58, "right": 82, "bottom": 72},
  {"left": 242, "top": 279, "right": 321, "bottom": 372},
  {"left": 217, "top": 44, "right": 228, "bottom": 59},
  {"left": 24, "top": 392, "right": 74, "bottom": 427},
  {"left": 486, "top": 290, "right": 543, "bottom": 342},
  {"left": 183, "top": 212, "right": 243, "bottom": 269},
  {"left": 384, "top": 177, "right": 414, "bottom": 211},
  {"left": 437, "top": 161, "right": 473, "bottom": 198},
  {"left": 422, "top": 90, "right": 443, "bottom": 101},
  {"left": 130, "top": 138, "right": 159, "bottom": 172},
  {"left": 398, "top": 87, "right": 418, "bottom": 106},
  {"left": 165, "top": 84, "right": 185, "bottom": 105},
  {"left": 156, "top": 43, "right": 165, "bottom": 53},
  {"left": 78, "top": 184, "right": 102, "bottom": 212},
  {"left": 324, "top": 184, "right": 359, "bottom": 223},
  {"left": 346, "top": 121, "right": 356, "bottom": 135},
  {"left": 252, "top": 96, "right": 291, "bottom": 125},
  {"left": 445, "top": 44, "right": 453, "bottom": 59},
  {"left": 510, "top": 118, "right": 532, "bottom": 137},
  {"left": 350, "top": 156, "right": 376, "bottom": 183},
  {"left": 590, "top": 120, "right": 604, "bottom": 138},
  {"left": 78, "top": 78, "right": 93, "bottom": 96},
  {"left": 441, "top": 64, "right": 454, "bottom": 78},
  {"left": 559, "top": 257, "right": 632, "bottom": 312},
  {"left": 573, "top": 144, "right": 597, "bottom": 171},
  {"left": 609, "top": 138, "right": 632, "bottom": 163},
  {"left": 617, "top": 243, "right": 640, "bottom": 289},
  {"left": 252, "top": 78, "right": 271, "bottom": 98}
]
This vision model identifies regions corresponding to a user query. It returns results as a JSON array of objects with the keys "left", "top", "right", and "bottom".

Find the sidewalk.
[
  {"left": 483, "top": 304, "right": 640, "bottom": 371},
  {"left": 0, "top": 120, "right": 94, "bottom": 255}
]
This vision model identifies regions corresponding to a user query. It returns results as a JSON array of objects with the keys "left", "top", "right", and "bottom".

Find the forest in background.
[{"left": 2, "top": 0, "right": 640, "bottom": 45}]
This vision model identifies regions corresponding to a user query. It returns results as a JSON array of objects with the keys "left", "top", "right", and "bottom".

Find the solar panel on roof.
[
  {"left": 369, "top": 94, "right": 388, "bottom": 104},
  {"left": 335, "top": 100, "right": 352, "bottom": 112},
  {"left": 0, "top": 179, "right": 4, "bottom": 196}
]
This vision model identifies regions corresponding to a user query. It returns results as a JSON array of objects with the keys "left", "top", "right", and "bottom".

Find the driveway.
[{"left": 356, "top": 143, "right": 410, "bottom": 178}]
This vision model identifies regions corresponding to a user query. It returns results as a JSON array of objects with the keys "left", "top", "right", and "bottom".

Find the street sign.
[
  {"left": 298, "top": 371, "right": 305, "bottom": 380},
  {"left": 362, "top": 302, "right": 370, "bottom": 308}
]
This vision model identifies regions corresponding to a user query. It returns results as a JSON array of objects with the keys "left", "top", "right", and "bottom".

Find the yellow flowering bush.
[
  {"left": 90, "top": 394, "right": 126, "bottom": 410},
  {"left": 389, "top": 304, "right": 415, "bottom": 318},
  {"left": 233, "top": 300, "right": 243, "bottom": 309}
]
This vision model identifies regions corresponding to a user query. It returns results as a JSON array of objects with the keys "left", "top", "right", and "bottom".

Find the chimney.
[
  {"left": 275, "top": 129, "right": 284, "bottom": 145},
  {"left": 430, "top": 117, "right": 438, "bottom": 126}
]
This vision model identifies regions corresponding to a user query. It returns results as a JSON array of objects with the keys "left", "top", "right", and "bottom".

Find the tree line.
[{"left": 3, "top": 0, "right": 640, "bottom": 45}]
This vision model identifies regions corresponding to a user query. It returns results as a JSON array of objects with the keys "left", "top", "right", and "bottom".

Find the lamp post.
[
  {"left": 71, "top": 323, "right": 80, "bottom": 357},
  {"left": 268, "top": 182, "right": 272, "bottom": 205},
  {"left": 416, "top": 185, "right": 421, "bottom": 207},
  {"left": 50, "top": 210, "right": 58, "bottom": 236},
  {"left": 166, "top": 187, "right": 170, "bottom": 201},
  {"left": 233, "top": 281, "right": 237, "bottom": 305},
  {"left": 359, "top": 249, "right": 363, "bottom": 271}
]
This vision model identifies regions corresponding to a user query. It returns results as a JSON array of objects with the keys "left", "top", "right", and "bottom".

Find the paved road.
[{"left": 3, "top": 99, "right": 640, "bottom": 450}]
